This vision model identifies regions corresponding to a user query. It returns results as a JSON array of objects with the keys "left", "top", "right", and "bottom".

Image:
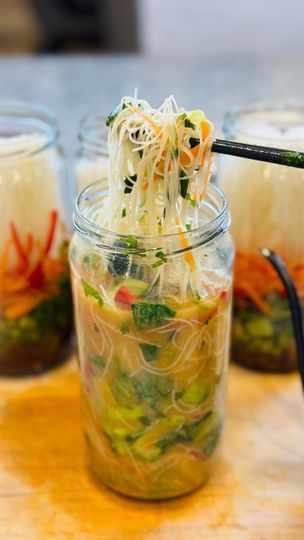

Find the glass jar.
[
  {"left": 0, "top": 102, "right": 73, "bottom": 376},
  {"left": 218, "top": 102, "right": 304, "bottom": 372},
  {"left": 70, "top": 180, "right": 234, "bottom": 500},
  {"left": 75, "top": 111, "right": 109, "bottom": 193}
]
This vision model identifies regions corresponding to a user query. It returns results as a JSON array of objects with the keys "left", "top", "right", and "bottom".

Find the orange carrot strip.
[
  {"left": 175, "top": 218, "right": 195, "bottom": 269},
  {"left": 44, "top": 210, "right": 58, "bottom": 255},
  {"left": 129, "top": 106, "right": 161, "bottom": 135},
  {"left": 10, "top": 222, "right": 28, "bottom": 272}
]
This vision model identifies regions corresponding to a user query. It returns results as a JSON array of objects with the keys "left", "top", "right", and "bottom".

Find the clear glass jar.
[
  {"left": 75, "top": 111, "right": 109, "bottom": 193},
  {"left": 70, "top": 180, "right": 234, "bottom": 500},
  {"left": 0, "top": 102, "right": 73, "bottom": 376},
  {"left": 218, "top": 102, "right": 304, "bottom": 372}
]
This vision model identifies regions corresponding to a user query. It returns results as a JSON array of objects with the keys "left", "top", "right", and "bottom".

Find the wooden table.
[{"left": 0, "top": 357, "right": 304, "bottom": 540}]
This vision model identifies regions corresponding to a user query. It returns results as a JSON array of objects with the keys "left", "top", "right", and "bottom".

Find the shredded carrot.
[
  {"left": 234, "top": 250, "right": 304, "bottom": 312},
  {"left": 0, "top": 209, "right": 67, "bottom": 319},
  {"left": 129, "top": 106, "right": 161, "bottom": 135},
  {"left": 175, "top": 217, "right": 195, "bottom": 269},
  {"left": 10, "top": 222, "right": 28, "bottom": 272},
  {"left": 44, "top": 210, "right": 58, "bottom": 255}
]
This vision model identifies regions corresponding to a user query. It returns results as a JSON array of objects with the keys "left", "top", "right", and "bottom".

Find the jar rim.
[
  {"left": 223, "top": 100, "right": 304, "bottom": 144},
  {"left": 73, "top": 180, "right": 231, "bottom": 255},
  {"left": 0, "top": 100, "right": 59, "bottom": 160}
]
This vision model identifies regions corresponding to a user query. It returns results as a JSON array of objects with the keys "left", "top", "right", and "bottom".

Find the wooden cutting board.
[{"left": 0, "top": 357, "right": 303, "bottom": 540}]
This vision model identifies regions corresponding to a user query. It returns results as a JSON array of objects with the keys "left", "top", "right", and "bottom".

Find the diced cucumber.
[
  {"left": 185, "top": 412, "right": 220, "bottom": 443},
  {"left": 104, "top": 405, "right": 143, "bottom": 439},
  {"left": 246, "top": 317, "right": 273, "bottom": 338},
  {"left": 120, "top": 278, "right": 149, "bottom": 297},
  {"left": 188, "top": 109, "right": 206, "bottom": 124},
  {"left": 110, "top": 373, "right": 139, "bottom": 407},
  {"left": 180, "top": 380, "right": 209, "bottom": 406},
  {"left": 132, "top": 439, "right": 162, "bottom": 462}
]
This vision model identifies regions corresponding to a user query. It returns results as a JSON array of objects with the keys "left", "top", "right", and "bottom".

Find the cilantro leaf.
[
  {"left": 132, "top": 302, "right": 176, "bottom": 329},
  {"left": 81, "top": 279, "right": 103, "bottom": 307}
]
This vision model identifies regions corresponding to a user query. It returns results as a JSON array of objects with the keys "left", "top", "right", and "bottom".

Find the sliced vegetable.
[
  {"left": 81, "top": 279, "right": 103, "bottom": 307},
  {"left": 132, "top": 302, "right": 176, "bottom": 329}
]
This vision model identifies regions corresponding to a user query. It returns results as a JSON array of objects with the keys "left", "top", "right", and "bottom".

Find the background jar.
[
  {"left": 0, "top": 101, "right": 73, "bottom": 376},
  {"left": 70, "top": 180, "right": 234, "bottom": 500},
  {"left": 75, "top": 111, "right": 109, "bottom": 193},
  {"left": 217, "top": 102, "right": 304, "bottom": 372}
]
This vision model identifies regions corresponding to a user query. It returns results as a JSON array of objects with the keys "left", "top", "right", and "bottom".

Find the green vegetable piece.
[
  {"left": 104, "top": 405, "right": 143, "bottom": 439},
  {"left": 156, "top": 434, "right": 177, "bottom": 453},
  {"left": 139, "top": 343, "right": 160, "bottom": 361},
  {"left": 124, "top": 174, "right": 137, "bottom": 194},
  {"left": 81, "top": 279, "right": 103, "bottom": 307},
  {"left": 90, "top": 355, "right": 106, "bottom": 369},
  {"left": 246, "top": 317, "right": 273, "bottom": 338},
  {"left": 132, "top": 439, "right": 162, "bottom": 462},
  {"left": 119, "top": 278, "right": 149, "bottom": 297},
  {"left": 132, "top": 302, "right": 176, "bottom": 329},
  {"left": 180, "top": 380, "right": 209, "bottom": 406},
  {"left": 185, "top": 223, "right": 191, "bottom": 232},
  {"left": 110, "top": 373, "right": 139, "bottom": 408},
  {"left": 179, "top": 172, "right": 189, "bottom": 199},
  {"left": 120, "top": 321, "right": 130, "bottom": 334},
  {"left": 185, "top": 412, "right": 221, "bottom": 452},
  {"left": 121, "top": 207, "right": 126, "bottom": 218},
  {"left": 106, "top": 102, "right": 126, "bottom": 127},
  {"left": 184, "top": 118, "right": 196, "bottom": 130}
]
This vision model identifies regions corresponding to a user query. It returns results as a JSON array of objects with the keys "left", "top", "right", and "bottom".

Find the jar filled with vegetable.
[
  {"left": 218, "top": 102, "right": 304, "bottom": 372},
  {"left": 0, "top": 102, "right": 73, "bottom": 375}
]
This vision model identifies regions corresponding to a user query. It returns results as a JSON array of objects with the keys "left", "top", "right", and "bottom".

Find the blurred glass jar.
[
  {"left": 75, "top": 111, "right": 109, "bottom": 193},
  {"left": 0, "top": 102, "right": 73, "bottom": 376},
  {"left": 218, "top": 102, "right": 304, "bottom": 372}
]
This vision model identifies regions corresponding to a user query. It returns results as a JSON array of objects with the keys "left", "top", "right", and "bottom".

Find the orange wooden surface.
[{"left": 0, "top": 357, "right": 304, "bottom": 540}]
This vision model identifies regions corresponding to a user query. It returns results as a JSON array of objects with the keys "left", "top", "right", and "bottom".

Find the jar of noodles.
[
  {"left": 0, "top": 102, "right": 73, "bottom": 376},
  {"left": 70, "top": 180, "right": 234, "bottom": 500},
  {"left": 75, "top": 111, "right": 109, "bottom": 193},
  {"left": 218, "top": 102, "right": 304, "bottom": 372}
]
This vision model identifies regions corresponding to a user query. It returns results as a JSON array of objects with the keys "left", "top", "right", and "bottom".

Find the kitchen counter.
[{"left": 0, "top": 357, "right": 304, "bottom": 539}]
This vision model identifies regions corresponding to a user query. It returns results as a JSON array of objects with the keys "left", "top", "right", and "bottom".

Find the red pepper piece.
[
  {"left": 114, "top": 287, "right": 139, "bottom": 307},
  {"left": 10, "top": 222, "right": 28, "bottom": 272},
  {"left": 44, "top": 210, "right": 58, "bottom": 255}
]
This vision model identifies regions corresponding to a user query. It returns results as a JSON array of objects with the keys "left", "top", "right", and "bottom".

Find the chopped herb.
[
  {"left": 171, "top": 147, "right": 179, "bottom": 159},
  {"left": 184, "top": 117, "right": 196, "bottom": 130},
  {"left": 81, "top": 279, "right": 103, "bottom": 307},
  {"left": 139, "top": 343, "right": 160, "bottom": 361},
  {"left": 151, "top": 260, "right": 165, "bottom": 268},
  {"left": 106, "top": 103, "right": 127, "bottom": 127},
  {"left": 124, "top": 174, "right": 137, "bottom": 194},
  {"left": 93, "top": 323, "right": 100, "bottom": 333},
  {"left": 157, "top": 434, "right": 177, "bottom": 453},
  {"left": 132, "top": 302, "right": 176, "bottom": 329},
  {"left": 90, "top": 355, "right": 106, "bottom": 369},
  {"left": 139, "top": 149, "right": 143, "bottom": 158},
  {"left": 185, "top": 193, "right": 197, "bottom": 207},
  {"left": 185, "top": 223, "right": 191, "bottom": 231},
  {"left": 177, "top": 112, "right": 186, "bottom": 122},
  {"left": 140, "top": 416, "right": 152, "bottom": 426},
  {"left": 121, "top": 207, "right": 126, "bottom": 218},
  {"left": 120, "top": 321, "right": 130, "bottom": 334},
  {"left": 179, "top": 172, "right": 189, "bottom": 199},
  {"left": 123, "top": 235, "right": 138, "bottom": 249},
  {"left": 174, "top": 390, "right": 184, "bottom": 400}
]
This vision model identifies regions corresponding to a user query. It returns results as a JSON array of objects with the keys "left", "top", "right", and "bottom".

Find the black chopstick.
[
  {"left": 261, "top": 248, "right": 304, "bottom": 393},
  {"left": 212, "top": 139, "right": 304, "bottom": 169},
  {"left": 193, "top": 137, "right": 304, "bottom": 169}
]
